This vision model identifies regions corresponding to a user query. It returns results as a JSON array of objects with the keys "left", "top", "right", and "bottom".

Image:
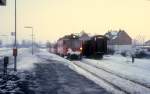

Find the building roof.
[
  {"left": 145, "top": 40, "right": 150, "bottom": 43},
  {"left": 105, "top": 29, "right": 127, "bottom": 40},
  {"left": 145, "top": 40, "right": 150, "bottom": 45},
  {"left": 105, "top": 30, "right": 119, "bottom": 40}
]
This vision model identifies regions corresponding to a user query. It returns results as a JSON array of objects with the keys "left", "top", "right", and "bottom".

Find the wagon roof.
[{"left": 58, "top": 34, "right": 80, "bottom": 41}]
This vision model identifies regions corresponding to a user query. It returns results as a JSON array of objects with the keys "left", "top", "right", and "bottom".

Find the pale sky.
[{"left": 0, "top": 0, "right": 150, "bottom": 43}]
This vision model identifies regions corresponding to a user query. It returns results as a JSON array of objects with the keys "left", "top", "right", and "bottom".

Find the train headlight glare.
[
  {"left": 80, "top": 47, "right": 82, "bottom": 50},
  {"left": 73, "top": 36, "right": 76, "bottom": 38}
]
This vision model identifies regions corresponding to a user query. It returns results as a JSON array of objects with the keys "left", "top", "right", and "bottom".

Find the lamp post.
[{"left": 24, "top": 26, "right": 34, "bottom": 55}]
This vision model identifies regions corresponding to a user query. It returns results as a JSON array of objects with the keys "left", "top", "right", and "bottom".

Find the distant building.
[
  {"left": 79, "top": 31, "right": 90, "bottom": 42},
  {"left": 105, "top": 29, "right": 132, "bottom": 52},
  {"left": 145, "top": 40, "right": 150, "bottom": 46}
]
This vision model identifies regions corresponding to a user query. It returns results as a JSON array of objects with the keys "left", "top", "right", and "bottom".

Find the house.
[
  {"left": 79, "top": 31, "right": 90, "bottom": 42},
  {"left": 105, "top": 29, "right": 132, "bottom": 53}
]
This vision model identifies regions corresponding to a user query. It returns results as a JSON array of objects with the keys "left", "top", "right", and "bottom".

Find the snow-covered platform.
[
  {"left": 33, "top": 60, "right": 109, "bottom": 94},
  {"left": 0, "top": 48, "right": 110, "bottom": 94}
]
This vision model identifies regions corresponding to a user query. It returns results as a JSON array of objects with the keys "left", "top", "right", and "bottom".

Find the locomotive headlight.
[
  {"left": 73, "top": 35, "right": 76, "bottom": 38},
  {"left": 80, "top": 47, "right": 82, "bottom": 51}
]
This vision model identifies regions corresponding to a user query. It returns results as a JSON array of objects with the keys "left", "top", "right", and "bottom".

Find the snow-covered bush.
[{"left": 134, "top": 50, "right": 147, "bottom": 58}]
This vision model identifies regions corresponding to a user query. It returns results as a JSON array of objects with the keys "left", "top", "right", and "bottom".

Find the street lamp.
[{"left": 24, "top": 26, "right": 34, "bottom": 55}]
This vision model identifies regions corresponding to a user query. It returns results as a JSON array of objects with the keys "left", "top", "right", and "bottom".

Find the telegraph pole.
[{"left": 14, "top": 0, "right": 17, "bottom": 71}]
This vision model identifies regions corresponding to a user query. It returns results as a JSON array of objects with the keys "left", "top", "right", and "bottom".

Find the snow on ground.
[
  {"left": 74, "top": 61, "right": 150, "bottom": 94},
  {"left": 0, "top": 71, "right": 36, "bottom": 94},
  {"left": 36, "top": 49, "right": 70, "bottom": 65},
  {"left": 0, "top": 48, "right": 111, "bottom": 94},
  {"left": 0, "top": 48, "right": 38, "bottom": 94},
  {"left": 33, "top": 60, "right": 109, "bottom": 94},
  {"left": 69, "top": 62, "right": 125, "bottom": 94},
  {"left": 82, "top": 55, "right": 150, "bottom": 88},
  {"left": 36, "top": 50, "right": 126, "bottom": 94},
  {"left": 1, "top": 48, "right": 150, "bottom": 94},
  {"left": 8, "top": 48, "right": 40, "bottom": 70},
  {"left": 0, "top": 48, "right": 14, "bottom": 71},
  {"left": 0, "top": 48, "right": 12, "bottom": 59},
  {"left": 0, "top": 48, "right": 11, "bottom": 54},
  {"left": 103, "top": 55, "right": 150, "bottom": 71},
  {"left": 38, "top": 51, "right": 150, "bottom": 94}
]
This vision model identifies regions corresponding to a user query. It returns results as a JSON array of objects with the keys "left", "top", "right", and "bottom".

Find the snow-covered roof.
[
  {"left": 112, "top": 36, "right": 117, "bottom": 39},
  {"left": 111, "top": 31, "right": 118, "bottom": 36},
  {"left": 145, "top": 40, "right": 150, "bottom": 44},
  {"left": 105, "top": 31, "right": 119, "bottom": 40}
]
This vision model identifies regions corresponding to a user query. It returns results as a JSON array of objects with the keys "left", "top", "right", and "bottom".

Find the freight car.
[
  {"left": 57, "top": 34, "right": 82, "bottom": 59},
  {"left": 82, "top": 35, "right": 107, "bottom": 59}
]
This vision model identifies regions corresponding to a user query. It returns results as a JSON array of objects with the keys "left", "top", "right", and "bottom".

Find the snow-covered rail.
[
  {"left": 72, "top": 61, "right": 128, "bottom": 94},
  {"left": 82, "top": 59, "right": 150, "bottom": 90},
  {"left": 72, "top": 61, "right": 150, "bottom": 94},
  {"left": 82, "top": 58, "right": 150, "bottom": 88}
]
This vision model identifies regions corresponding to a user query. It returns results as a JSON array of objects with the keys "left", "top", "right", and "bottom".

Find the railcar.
[
  {"left": 49, "top": 43, "right": 57, "bottom": 54},
  {"left": 82, "top": 35, "right": 107, "bottom": 59},
  {"left": 57, "top": 34, "right": 82, "bottom": 59}
]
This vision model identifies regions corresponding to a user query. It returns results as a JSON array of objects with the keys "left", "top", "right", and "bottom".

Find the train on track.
[
  {"left": 82, "top": 35, "right": 107, "bottom": 59},
  {"left": 49, "top": 34, "right": 107, "bottom": 59},
  {"left": 56, "top": 34, "right": 82, "bottom": 59}
]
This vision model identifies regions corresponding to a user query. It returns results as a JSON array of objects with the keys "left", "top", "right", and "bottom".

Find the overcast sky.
[{"left": 0, "top": 0, "right": 150, "bottom": 43}]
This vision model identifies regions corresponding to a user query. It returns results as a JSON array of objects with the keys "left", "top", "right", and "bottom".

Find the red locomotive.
[
  {"left": 56, "top": 34, "right": 82, "bottom": 59},
  {"left": 49, "top": 34, "right": 107, "bottom": 60}
]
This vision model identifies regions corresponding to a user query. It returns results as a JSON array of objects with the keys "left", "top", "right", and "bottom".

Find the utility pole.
[{"left": 14, "top": 0, "right": 17, "bottom": 71}]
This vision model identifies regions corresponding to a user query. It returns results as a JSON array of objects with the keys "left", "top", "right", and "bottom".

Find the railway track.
[
  {"left": 72, "top": 61, "right": 150, "bottom": 94},
  {"left": 82, "top": 59, "right": 150, "bottom": 89}
]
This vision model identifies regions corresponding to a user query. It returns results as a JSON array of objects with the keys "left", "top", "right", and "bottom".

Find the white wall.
[{"left": 108, "top": 45, "right": 132, "bottom": 53}]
